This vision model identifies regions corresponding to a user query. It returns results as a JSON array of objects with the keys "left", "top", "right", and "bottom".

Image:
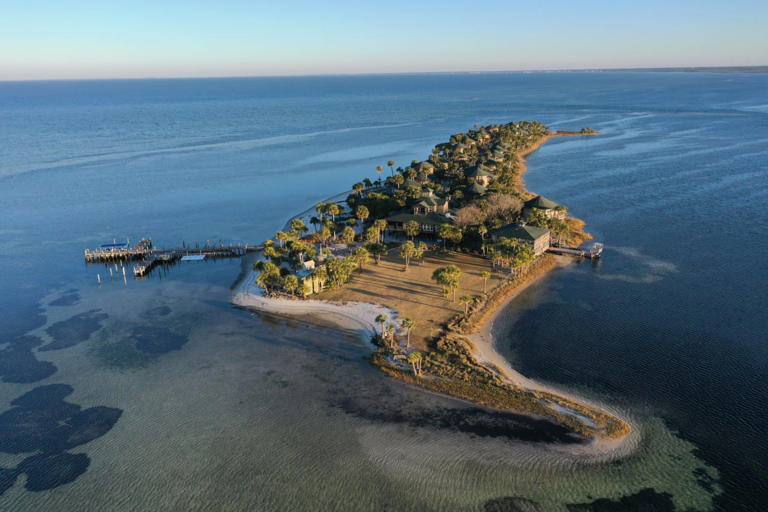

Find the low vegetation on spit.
[{"left": 252, "top": 121, "right": 630, "bottom": 439}]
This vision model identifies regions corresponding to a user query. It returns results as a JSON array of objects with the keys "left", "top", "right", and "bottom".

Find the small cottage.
[
  {"left": 411, "top": 188, "right": 449, "bottom": 215},
  {"left": 466, "top": 164, "right": 496, "bottom": 186},
  {"left": 523, "top": 195, "right": 567, "bottom": 220},
  {"left": 490, "top": 223, "right": 551, "bottom": 256}
]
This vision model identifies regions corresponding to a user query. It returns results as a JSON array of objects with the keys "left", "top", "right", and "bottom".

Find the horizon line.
[{"left": 2, "top": 65, "right": 767, "bottom": 84}]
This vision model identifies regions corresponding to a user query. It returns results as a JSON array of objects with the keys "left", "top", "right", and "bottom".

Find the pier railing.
[{"left": 84, "top": 240, "right": 263, "bottom": 278}]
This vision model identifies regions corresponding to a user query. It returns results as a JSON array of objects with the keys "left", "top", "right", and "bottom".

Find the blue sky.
[{"left": 1, "top": 0, "right": 767, "bottom": 80}]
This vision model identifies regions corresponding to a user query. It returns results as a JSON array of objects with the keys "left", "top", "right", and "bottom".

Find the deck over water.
[
  {"left": 548, "top": 243, "right": 603, "bottom": 260},
  {"left": 84, "top": 239, "right": 261, "bottom": 277}
]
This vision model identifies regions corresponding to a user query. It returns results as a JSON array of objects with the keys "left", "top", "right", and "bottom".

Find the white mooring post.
[{"left": 97, "top": 274, "right": 101, "bottom": 285}]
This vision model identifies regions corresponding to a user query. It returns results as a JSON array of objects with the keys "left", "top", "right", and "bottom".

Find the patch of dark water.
[
  {"left": 329, "top": 382, "right": 586, "bottom": 445},
  {"left": 0, "top": 384, "right": 122, "bottom": 495},
  {"left": 40, "top": 310, "right": 108, "bottom": 351},
  {"left": 0, "top": 336, "right": 57, "bottom": 384},
  {"left": 565, "top": 487, "right": 675, "bottom": 511}
]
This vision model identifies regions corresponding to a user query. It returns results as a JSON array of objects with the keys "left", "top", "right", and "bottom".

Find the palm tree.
[
  {"left": 373, "top": 219, "right": 387, "bottom": 242},
  {"left": 376, "top": 165, "right": 383, "bottom": 178},
  {"left": 416, "top": 241, "right": 428, "bottom": 264},
  {"left": 404, "top": 220, "right": 420, "bottom": 241},
  {"left": 400, "top": 241, "right": 415, "bottom": 270},
  {"left": 256, "top": 261, "right": 280, "bottom": 293},
  {"left": 353, "top": 182, "right": 365, "bottom": 196},
  {"left": 385, "top": 324, "right": 395, "bottom": 345},
  {"left": 393, "top": 174, "right": 404, "bottom": 189},
  {"left": 401, "top": 317, "right": 415, "bottom": 349},
  {"left": 311, "top": 265, "right": 328, "bottom": 293},
  {"left": 438, "top": 224, "right": 452, "bottom": 251},
  {"left": 478, "top": 225, "right": 488, "bottom": 243},
  {"left": 407, "top": 351, "right": 423, "bottom": 377},
  {"left": 432, "top": 264, "right": 461, "bottom": 301},
  {"left": 291, "top": 218, "right": 308, "bottom": 235},
  {"left": 480, "top": 271, "right": 491, "bottom": 294},
  {"left": 315, "top": 202, "right": 326, "bottom": 219},
  {"left": 364, "top": 226, "right": 379, "bottom": 244},
  {"left": 460, "top": 295, "right": 473, "bottom": 315},
  {"left": 317, "top": 226, "right": 331, "bottom": 246},
  {"left": 353, "top": 247, "right": 370, "bottom": 271},
  {"left": 309, "top": 216, "right": 321, "bottom": 232},
  {"left": 365, "top": 242, "right": 387, "bottom": 264},
  {"left": 375, "top": 314, "right": 387, "bottom": 339},
  {"left": 356, "top": 205, "right": 369, "bottom": 223},
  {"left": 283, "top": 274, "right": 299, "bottom": 296},
  {"left": 327, "top": 203, "right": 340, "bottom": 222},
  {"left": 342, "top": 226, "right": 355, "bottom": 244},
  {"left": 275, "top": 231, "right": 289, "bottom": 248},
  {"left": 387, "top": 160, "right": 395, "bottom": 176}
]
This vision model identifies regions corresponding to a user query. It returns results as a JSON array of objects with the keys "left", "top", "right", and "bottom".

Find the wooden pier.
[
  {"left": 84, "top": 238, "right": 260, "bottom": 278},
  {"left": 548, "top": 243, "right": 603, "bottom": 260}
]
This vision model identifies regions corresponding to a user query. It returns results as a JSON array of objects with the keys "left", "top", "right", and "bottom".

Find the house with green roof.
[
  {"left": 523, "top": 195, "right": 567, "bottom": 220},
  {"left": 417, "top": 161, "right": 435, "bottom": 173},
  {"left": 490, "top": 223, "right": 551, "bottom": 256},
  {"left": 466, "top": 182, "right": 487, "bottom": 196},
  {"left": 467, "top": 164, "right": 496, "bottom": 186},
  {"left": 411, "top": 188, "right": 449, "bottom": 215},
  {"left": 386, "top": 211, "right": 453, "bottom": 235},
  {"left": 403, "top": 178, "right": 422, "bottom": 190}
]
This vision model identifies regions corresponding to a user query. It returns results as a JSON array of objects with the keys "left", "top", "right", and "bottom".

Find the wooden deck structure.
[
  {"left": 84, "top": 238, "right": 260, "bottom": 278},
  {"left": 548, "top": 243, "right": 603, "bottom": 260}
]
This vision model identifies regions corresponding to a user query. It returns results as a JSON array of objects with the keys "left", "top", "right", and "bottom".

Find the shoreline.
[
  {"left": 466, "top": 256, "right": 639, "bottom": 457},
  {"left": 232, "top": 129, "right": 635, "bottom": 456},
  {"left": 516, "top": 130, "right": 599, "bottom": 196}
]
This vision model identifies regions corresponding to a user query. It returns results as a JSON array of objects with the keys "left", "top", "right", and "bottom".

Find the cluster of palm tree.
[
  {"left": 398, "top": 240, "right": 428, "bottom": 271},
  {"left": 254, "top": 260, "right": 300, "bottom": 296},
  {"left": 364, "top": 241, "right": 387, "bottom": 264},
  {"left": 438, "top": 224, "right": 463, "bottom": 251},
  {"left": 431, "top": 265, "right": 462, "bottom": 301},
  {"left": 486, "top": 238, "right": 535, "bottom": 276},
  {"left": 374, "top": 314, "right": 422, "bottom": 376},
  {"left": 363, "top": 218, "right": 387, "bottom": 244}
]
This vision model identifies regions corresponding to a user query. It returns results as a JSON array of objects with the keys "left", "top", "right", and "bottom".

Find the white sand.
[{"left": 233, "top": 271, "right": 398, "bottom": 348}]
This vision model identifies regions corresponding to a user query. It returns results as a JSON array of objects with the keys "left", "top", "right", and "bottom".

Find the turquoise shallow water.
[{"left": 0, "top": 73, "right": 766, "bottom": 510}]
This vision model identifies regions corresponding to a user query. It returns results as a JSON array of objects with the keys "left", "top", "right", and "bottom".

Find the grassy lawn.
[{"left": 317, "top": 247, "right": 502, "bottom": 350}]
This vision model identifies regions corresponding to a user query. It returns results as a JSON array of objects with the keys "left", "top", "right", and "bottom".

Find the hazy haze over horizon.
[{"left": 2, "top": 0, "right": 767, "bottom": 81}]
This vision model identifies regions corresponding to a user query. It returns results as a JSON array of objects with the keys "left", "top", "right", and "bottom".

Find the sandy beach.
[{"left": 232, "top": 275, "right": 399, "bottom": 349}]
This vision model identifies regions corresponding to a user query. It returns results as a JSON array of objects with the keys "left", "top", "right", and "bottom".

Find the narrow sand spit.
[
  {"left": 233, "top": 267, "right": 638, "bottom": 460},
  {"left": 466, "top": 263, "right": 640, "bottom": 458}
]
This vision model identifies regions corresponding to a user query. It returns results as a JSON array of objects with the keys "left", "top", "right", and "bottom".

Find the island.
[{"left": 234, "top": 121, "right": 631, "bottom": 446}]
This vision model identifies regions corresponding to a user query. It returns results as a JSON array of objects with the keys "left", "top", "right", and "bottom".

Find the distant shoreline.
[{"left": 4, "top": 66, "right": 767, "bottom": 83}]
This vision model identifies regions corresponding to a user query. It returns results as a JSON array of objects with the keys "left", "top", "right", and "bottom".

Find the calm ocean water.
[{"left": 0, "top": 73, "right": 766, "bottom": 511}]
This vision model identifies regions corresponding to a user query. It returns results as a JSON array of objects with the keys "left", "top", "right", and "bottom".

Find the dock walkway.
[
  {"left": 84, "top": 238, "right": 262, "bottom": 278},
  {"left": 548, "top": 243, "right": 603, "bottom": 260}
]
